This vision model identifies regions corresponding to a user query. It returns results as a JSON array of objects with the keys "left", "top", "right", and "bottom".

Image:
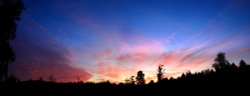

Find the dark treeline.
[{"left": 1, "top": 53, "right": 250, "bottom": 95}]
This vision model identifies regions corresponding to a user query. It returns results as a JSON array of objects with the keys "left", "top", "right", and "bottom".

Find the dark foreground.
[
  {"left": 1, "top": 61, "right": 250, "bottom": 96},
  {"left": 1, "top": 80, "right": 250, "bottom": 96}
]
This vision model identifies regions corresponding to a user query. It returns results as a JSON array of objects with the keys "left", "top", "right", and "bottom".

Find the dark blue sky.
[{"left": 10, "top": 0, "right": 250, "bottom": 82}]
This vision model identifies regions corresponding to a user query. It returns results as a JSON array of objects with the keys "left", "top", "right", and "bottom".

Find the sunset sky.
[{"left": 10, "top": 0, "right": 250, "bottom": 83}]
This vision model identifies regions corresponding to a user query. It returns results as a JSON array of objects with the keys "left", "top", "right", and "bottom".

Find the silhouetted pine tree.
[{"left": 0, "top": 0, "right": 24, "bottom": 81}]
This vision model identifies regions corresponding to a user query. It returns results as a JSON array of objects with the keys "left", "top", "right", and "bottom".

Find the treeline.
[
  {"left": 174, "top": 60, "right": 250, "bottom": 81},
  {"left": 1, "top": 52, "right": 250, "bottom": 95}
]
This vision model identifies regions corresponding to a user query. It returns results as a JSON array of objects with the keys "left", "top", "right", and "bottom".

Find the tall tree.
[
  {"left": 0, "top": 0, "right": 24, "bottom": 81},
  {"left": 157, "top": 64, "right": 164, "bottom": 82},
  {"left": 136, "top": 71, "right": 145, "bottom": 85},
  {"left": 212, "top": 52, "right": 230, "bottom": 70}
]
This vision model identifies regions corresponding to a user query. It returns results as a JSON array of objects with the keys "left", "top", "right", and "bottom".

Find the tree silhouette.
[
  {"left": 238, "top": 59, "right": 250, "bottom": 79},
  {"left": 0, "top": 52, "right": 249, "bottom": 95},
  {"left": 125, "top": 76, "right": 135, "bottom": 85},
  {"left": 157, "top": 64, "right": 164, "bottom": 82},
  {"left": 136, "top": 71, "right": 145, "bottom": 85},
  {"left": 239, "top": 60, "right": 247, "bottom": 68},
  {"left": 0, "top": 0, "right": 24, "bottom": 81},
  {"left": 212, "top": 52, "right": 230, "bottom": 70}
]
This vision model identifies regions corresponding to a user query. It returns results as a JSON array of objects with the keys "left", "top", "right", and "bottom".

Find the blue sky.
[{"left": 10, "top": 0, "right": 250, "bottom": 82}]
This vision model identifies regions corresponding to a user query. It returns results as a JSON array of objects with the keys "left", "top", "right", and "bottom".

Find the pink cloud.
[
  {"left": 69, "top": 31, "right": 249, "bottom": 83},
  {"left": 66, "top": 13, "right": 250, "bottom": 83},
  {"left": 119, "top": 40, "right": 164, "bottom": 53},
  {"left": 76, "top": 39, "right": 166, "bottom": 82},
  {"left": 97, "top": 62, "right": 129, "bottom": 79}
]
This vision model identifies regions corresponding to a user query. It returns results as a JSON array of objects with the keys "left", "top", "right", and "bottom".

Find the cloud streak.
[{"left": 67, "top": 13, "right": 250, "bottom": 82}]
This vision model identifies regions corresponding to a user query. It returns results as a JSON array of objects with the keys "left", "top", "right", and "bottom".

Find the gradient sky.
[{"left": 10, "top": 0, "right": 250, "bottom": 83}]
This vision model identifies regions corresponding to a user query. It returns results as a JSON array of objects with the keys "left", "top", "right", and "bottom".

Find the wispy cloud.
[{"left": 14, "top": 0, "right": 250, "bottom": 83}]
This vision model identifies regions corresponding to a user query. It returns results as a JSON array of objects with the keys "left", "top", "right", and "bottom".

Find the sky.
[{"left": 9, "top": 0, "right": 250, "bottom": 83}]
